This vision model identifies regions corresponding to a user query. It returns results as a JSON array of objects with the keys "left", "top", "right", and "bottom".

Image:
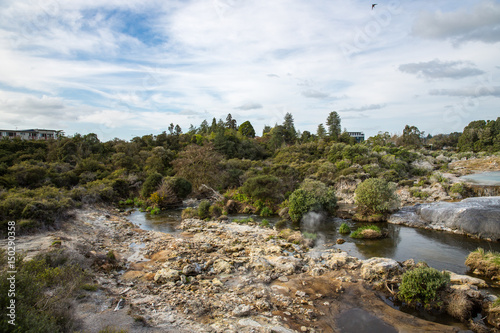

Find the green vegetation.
[
  {"left": 350, "top": 225, "right": 382, "bottom": 239},
  {"left": 0, "top": 114, "right": 497, "bottom": 235},
  {"left": 338, "top": 222, "right": 351, "bottom": 234},
  {"left": 398, "top": 267, "right": 450, "bottom": 308},
  {"left": 354, "top": 178, "right": 398, "bottom": 215},
  {"left": 288, "top": 179, "right": 337, "bottom": 223},
  {"left": 465, "top": 248, "right": 500, "bottom": 279},
  {"left": 0, "top": 249, "right": 89, "bottom": 332}
]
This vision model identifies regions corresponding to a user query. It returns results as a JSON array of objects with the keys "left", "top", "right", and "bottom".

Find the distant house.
[
  {"left": 347, "top": 131, "right": 365, "bottom": 143},
  {"left": 0, "top": 129, "right": 62, "bottom": 140}
]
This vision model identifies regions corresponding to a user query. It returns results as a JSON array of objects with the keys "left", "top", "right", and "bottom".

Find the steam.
[{"left": 301, "top": 211, "right": 327, "bottom": 251}]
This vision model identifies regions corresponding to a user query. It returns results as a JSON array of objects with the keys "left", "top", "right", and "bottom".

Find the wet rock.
[
  {"left": 326, "top": 252, "right": 360, "bottom": 270},
  {"left": 446, "top": 271, "right": 488, "bottom": 288},
  {"left": 361, "top": 258, "right": 401, "bottom": 281},
  {"left": 389, "top": 197, "right": 500, "bottom": 240},
  {"left": 154, "top": 268, "right": 180, "bottom": 283},
  {"left": 336, "top": 238, "right": 345, "bottom": 244}
]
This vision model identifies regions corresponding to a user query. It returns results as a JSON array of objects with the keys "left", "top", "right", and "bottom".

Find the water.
[
  {"left": 461, "top": 171, "right": 500, "bottom": 185},
  {"left": 126, "top": 210, "right": 500, "bottom": 275},
  {"left": 127, "top": 209, "right": 183, "bottom": 234},
  {"left": 303, "top": 218, "right": 500, "bottom": 274}
]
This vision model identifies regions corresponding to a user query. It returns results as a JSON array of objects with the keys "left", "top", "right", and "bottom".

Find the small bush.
[
  {"left": 449, "top": 182, "right": 466, "bottom": 196},
  {"left": 260, "top": 206, "right": 273, "bottom": 217},
  {"left": 302, "top": 231, "right": 317, "bottom": 240},
  {"left": 209, "top": 205, "right": 222, "bottom": 218},
  {"left": 275, "top": 219, "right": 287, "bottom": 230},
  {"left": 339, "top": 222, "right": 350, "bottom": 234},
  {"left": 350, "top": 225, "right": 382, "bottom": 239},
  {"left": 198, "top": 200, "right": 211, "bottom": 219},
  {"left": 398, "top": 267, "right": 450, "bottom": 308},
  {"left": 181, "top": 207, "right": 197, "bottom": 219},
  {"left": 260, "top": 219, "right": 270, "bottom": 228}
]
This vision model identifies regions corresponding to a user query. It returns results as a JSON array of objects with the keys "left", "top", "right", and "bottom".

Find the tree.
[
  {"left": 225, "top": 113, "right": 237, "bottom": 130},
  {"left": 326, "top": 111, "right": 341, "bottom": 140},
  {"left": 262, "top": 125, "right": 272, "bottom": 136},
  {"left": 210, "top": 118, "right": 218, "bottom": 133},
  {"left": 282, "top": 113, "right": 297, "bottom": 143},
  {"left": 174, "top": 124, "right": 182, "bottom": 136},
  {"left": 238, "top": 121, "right": 256, "bottom": 138},
  {"left": 317, "top": 124, "right": 326, "bottom": 138},
  {"left": 199, "top": 120, "right": 209, "bottom": 135},
  {"left": 172, "top": 144, "right": 224, "bottom": 190},
  {"left": 354, "top": 178, "right": 398, "bottom": 215},
  {"left": 399, "top": 125, "right": 423, "bottom": 148}
]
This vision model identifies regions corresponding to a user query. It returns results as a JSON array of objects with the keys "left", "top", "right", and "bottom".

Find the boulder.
[
  {"left": 154, "top": 268, "right": 180, "bottom": 283},
  {"left": 446, "top": 270, "right": 488, "bottom": 288},
  {"left": 361, "top": 258, "right": 401, "bottom": 280},
  {"left": 212, "top": 259, "right": 233, "bottom": 274},
  {"left": 249, "top": 256, "right": 274, "bottom": 272}
]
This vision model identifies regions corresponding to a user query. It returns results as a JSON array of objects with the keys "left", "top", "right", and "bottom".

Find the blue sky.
[{"left": 0, "top": 0, "right": 499, "bottom": 141}]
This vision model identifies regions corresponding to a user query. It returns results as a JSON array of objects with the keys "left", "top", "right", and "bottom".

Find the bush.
[
  {"left": 275, "top": 219, "right": 288, "bottom": 230},
  {"left": 181, "top": 207, "right": 197, "bottom": 219},
  {"left": 260, "top": 206, "right": 273, "bottom": 217},
  {"left": 398, "top": 267, "right": 450, "bottom": 307},
  {"left": 198, "top": 200, "right": 211, "bottom": 219},
  {"left": 163, "top": 176, "right": 192, "bottom": 199},
  {"left": 141, "top": 172, "right": 163, "bottom": 199},
  {"left": 209, "top": 205, "right": 222, "bottom": 218},
  {"left": 288, "top": 179, "right": 337, "bottom": 223},
  {"left": 240, "top": 175, "right": 283, "bottom": 203},
  {"left": 339, "top": 222, "right": 350, "bottom": 234},
  {"left": 260, "top": 219, "right": 270, "bottom": 228},
  {"left": 0, "top": 250, "right": 88, "bottom": 332},
  {"left": 354, "top": 178, "right": 398, "bottom": 215},
  {"left": 350, "top": 225, "right": 381, "bottom": 239},
  {"left": 449, "top": 182, "right": 467, "bottom": 196}
]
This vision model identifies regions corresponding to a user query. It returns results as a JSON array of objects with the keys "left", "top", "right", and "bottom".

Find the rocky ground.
[{"left": 5, "top": 206, "right": 500, "bottom": 333}]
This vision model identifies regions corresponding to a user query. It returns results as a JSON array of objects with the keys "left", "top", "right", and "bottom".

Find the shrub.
[
  {"left": 465, "top": 248, "right": 500, "bottom": 279},
  {"left": 198, "top": 200, "right": 211, "bottom": 219},
  {"left": 398, "top": 267, "right": 450, "bottom": 307},
  {"left": 260, "top": 219, "right": 270, "bottom": 228},
  {"left": 163, "top": 176, "right": 192, "bottom": 199},
  {"left": 275, "top": 219, "right": 287, "bottom": 230},
  {"left": 449, "top": 182, "right": 467, "bottom": 196},
  {"left": 181, "top": 207, "right": 197, "bottom": 219},
  {"left": 240, "top": 175, "right": 283, "bottom": 203},
  {"left": 141, "top": 172, "right": 163, "bottom": 199},
  {"left": 260, "top": 206, "right": 273, "bottom": 217},
  {"left": 288, "top": 179, "right": 337, "bottom": 223},
  {"left": 350, "top": 225, "right": 381, "bottom": 239},
  {"left": 302, "top": 231, "right": 317, "bottom": 240},
  {"left": 354, "top": 178, "right": 398, "bottom": 215},
  {"left": 209, "top": 205, "right": 222, "bottom": 218},
  {"left": 0, "top": 250, "right": 88, "bottom": 332},
  {"left": 339, "top": 222, "right": 350, "bottom": 234}
]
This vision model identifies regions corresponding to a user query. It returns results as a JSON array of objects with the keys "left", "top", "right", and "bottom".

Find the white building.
[{"left": 0, "top": 129, "right": 62, "bottom": 140}]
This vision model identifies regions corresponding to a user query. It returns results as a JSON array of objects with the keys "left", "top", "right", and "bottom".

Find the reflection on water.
[{"left": 302, "top": 218, "right": 500, "bottom": 274}]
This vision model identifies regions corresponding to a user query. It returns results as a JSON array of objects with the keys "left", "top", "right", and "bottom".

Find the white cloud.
[{"left": 412, "top": 1, "right": 500, "bottom": 45}]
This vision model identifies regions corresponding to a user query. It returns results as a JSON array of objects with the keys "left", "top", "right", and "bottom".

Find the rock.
[
  {"left": 389, "top": 197, "right": 500, "bottom": 240},
  {"left": 212, "top": 278, "right": 224, "bottom": 286},
  {"left": 182, "top": 263, "right": 198, "bottom": 276},
  {"left": 232, "top": 304, "right": 253, "bottom": 317},
  {"left": 213, "top": 259, "right": 233, "bottom": 274},
  {"left": 278, "top": 276, "right": 289, "bottom": 282},
  {"left": 225, "top": 200, "right": 238, "bottom": 214},
  {"left": 326, "top": 252, "right": 360, "bottom": 270},
  {"left": 446, "top": 271, "right": 488, "bottom": 288},
  {"left": 450, "top": 284, "right": 481, "bottom": 298},
  {"left": 336, "top": 238, "right": 345, "bottom": 244},
  {"left": 238, "top": 318, "right": 262, "bottom": 328},
  {"left": 361, "top": 258, "right": 401, "bottom": 281},
  {"left": 154, "top": 268, "right": 180, "bottom": 283},
  {"left": 249, "top": 256, "right": 274, "bottom": 272},
  {"left": 270, "top": 256, "right": 301, "bottom": 275}
]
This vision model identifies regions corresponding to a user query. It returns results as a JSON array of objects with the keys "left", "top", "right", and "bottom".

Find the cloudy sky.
[{"left": 0, "top": 0, "right": 499, "bottom": 141}]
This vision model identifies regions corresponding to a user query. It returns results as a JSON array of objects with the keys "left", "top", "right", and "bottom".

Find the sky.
[{"left": 0, "top": 0, "right": 499, "bottom": 142}]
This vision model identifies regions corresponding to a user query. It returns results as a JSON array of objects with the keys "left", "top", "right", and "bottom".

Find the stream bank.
[{"left": 4, "top": 206, "right": 499, "bottom": 332}]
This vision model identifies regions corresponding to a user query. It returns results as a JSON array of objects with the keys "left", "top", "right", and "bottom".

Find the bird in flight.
[{"left": 372, "top": 4, "right": 377, "bottom": 10}]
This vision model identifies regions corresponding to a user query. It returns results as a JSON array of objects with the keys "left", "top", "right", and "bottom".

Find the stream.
[{"left": 127, "top": 209, "right": 500, "bottom": 275}]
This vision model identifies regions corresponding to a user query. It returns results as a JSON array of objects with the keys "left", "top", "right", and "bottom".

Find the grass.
[
  {"left": 233, "top": 217, "right": 254, "bottom": 224},
  {"left": 465, "top": 248, "right": 500, "bottom": 279},
  {"left": 338, "top": 222, "right": 350, "bottom": 234},
  {"left": 302, "top": 231, "right": 317, "bottom": 240},
  {"left": 350, "top": 225, "right": 382, "bottom": 239}
]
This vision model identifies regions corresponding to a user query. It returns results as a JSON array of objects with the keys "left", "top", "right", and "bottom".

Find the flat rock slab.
[
  {"left": 389, "top": 197, "right": 500, "bottom": 240},
  {"left": 336, "top": 308, "right": 397, "bottom": 333}
]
